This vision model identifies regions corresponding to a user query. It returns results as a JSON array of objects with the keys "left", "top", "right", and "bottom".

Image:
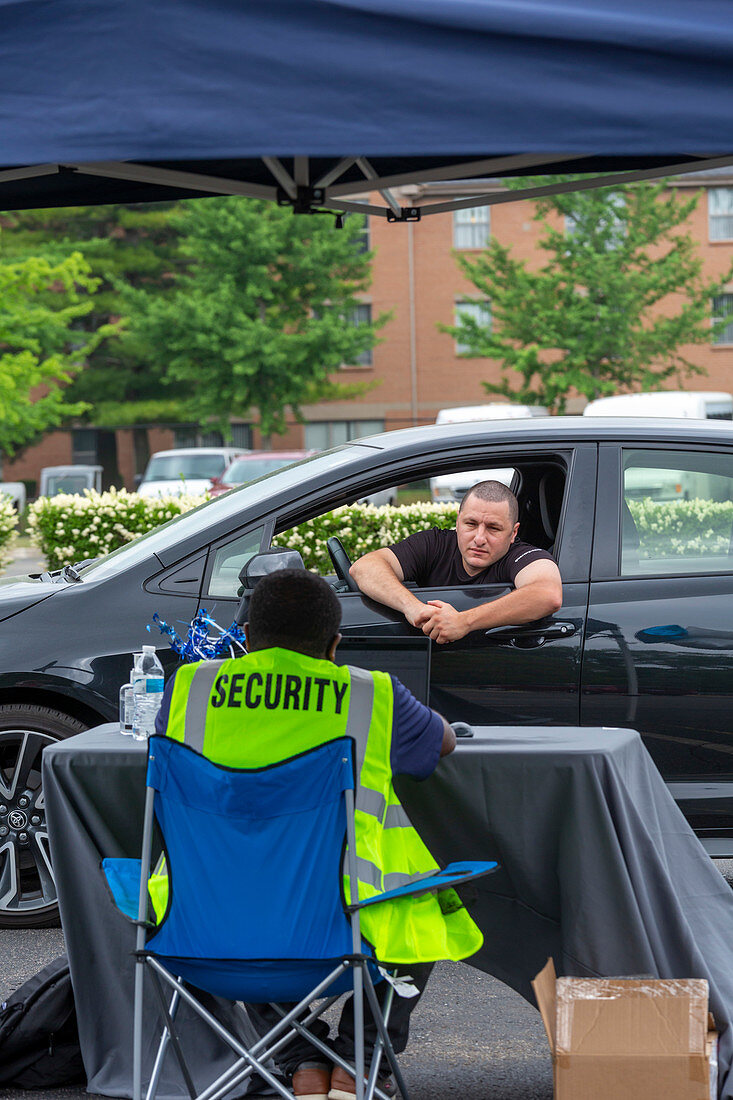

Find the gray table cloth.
[{"left": 45, "top": 724, "right": 733, "bottom": 1099}]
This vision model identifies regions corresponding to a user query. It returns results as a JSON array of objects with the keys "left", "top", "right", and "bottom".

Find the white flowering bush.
[
  {"left": 282, "top": 502, "right": 459, "bottom": 574},
  {"left": 628, "top": 498, "right": 733, "bottom": 557},
  {"left": 28, "top": 489, "right": 208, "bottom": 570},
  {"left": 0, "top": 496, "right": 19, "bottom": 572}
]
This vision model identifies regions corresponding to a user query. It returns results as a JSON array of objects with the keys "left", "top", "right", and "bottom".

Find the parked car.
[
  {"left": 431, "top": 404, "right": 548, "bottom": 501},
  {"left": 137, "top": 447, "right": 247, "bottom": 498},
  {"left": 0, "top": 482, "right": 26, "bottom": 512},
  {"left": 211, "top": 450, "right": 398, "bottom": 506},
  {"left": 39, "top": 465, "right": 103, "bottom": 497},
  {"left": 4, "top": 416, "right": 733, "bottom": 927},
  {"left": 583, "top": 390, "right": 733, "bottom": 421}
]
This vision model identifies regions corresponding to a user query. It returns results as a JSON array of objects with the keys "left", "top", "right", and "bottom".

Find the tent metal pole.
[
  {"left": 262, "top": 156, "right": 297, "bottom": 198},
  {"left": 316, "top": 158, "right": 357, "bottom": 188},
  {"left": 356, "top": 158, "right": 401, "bottom": 216},
  {"left": 413, "top": 153, "right": 733, "bottom": 216},
  {"left": 66, "top": 161, "right": 276, "bottom": 199},
  {"left": 329, "top": 152, "right": 585, "bottom": 196}
]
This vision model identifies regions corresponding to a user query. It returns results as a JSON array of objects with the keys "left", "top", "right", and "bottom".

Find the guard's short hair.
[
  {"left": 248, "top": 569, "right": 342, "bottom": 658},
  {"left": 460, "top": 480, "right": 519, "bottom": 525}
]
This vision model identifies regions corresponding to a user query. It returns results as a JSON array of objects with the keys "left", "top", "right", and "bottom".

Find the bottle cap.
[{"left": 142, "top": 644, "right": 155, "bottom": 654}]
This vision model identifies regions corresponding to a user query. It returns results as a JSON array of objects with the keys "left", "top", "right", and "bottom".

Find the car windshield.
[
  {"left": 76, "top": 446, "right": 365, "bottom": 582},
  {"left": 222, "top": 457, "right": 295, "bottom": 485},
  {"left": 143, "top": 454, "right": 228, "bottom": 481}
]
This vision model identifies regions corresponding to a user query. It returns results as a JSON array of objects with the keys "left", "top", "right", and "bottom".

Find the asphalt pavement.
[{"left": 0, "top": 930, "right": 553, "bottom": 1100}]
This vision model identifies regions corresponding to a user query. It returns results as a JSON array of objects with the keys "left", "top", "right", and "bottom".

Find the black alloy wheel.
[{"left": 0, "top": 705, "right": 87, "bottom": 928}]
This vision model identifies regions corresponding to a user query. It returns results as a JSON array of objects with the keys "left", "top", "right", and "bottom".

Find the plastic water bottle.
[
  {"left": 119, "top": 652, "right": 142, "bottom": 735},
  {"left": 132, "top": 645, "right": 165, "bottom": 740}
]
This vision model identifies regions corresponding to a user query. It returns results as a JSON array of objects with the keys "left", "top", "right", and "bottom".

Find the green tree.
[
  {"left": 0, "top": 204, "right": 188, "bottom": 427},
  {"left": 123, "top": 198, "right": 384, "bottom": 437},
  {"left": 0, "top": 251, "right": 110, "bottom": 456},
  {"left": 443, "top": 179, "right": 733, "bottom": 412}
]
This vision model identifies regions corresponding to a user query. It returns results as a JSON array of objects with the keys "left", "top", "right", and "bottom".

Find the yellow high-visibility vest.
[{"left": 155, "top": 647, "right": 482, "bottom": 964}]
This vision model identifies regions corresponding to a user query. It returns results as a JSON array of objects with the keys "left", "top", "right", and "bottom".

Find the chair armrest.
[{"left": 347, "top": 860, "right": 498, "bottom": 911}]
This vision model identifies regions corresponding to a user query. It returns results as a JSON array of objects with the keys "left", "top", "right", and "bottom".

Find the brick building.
[{"left": 5, "top": 171, "right": 733, "bottom": 492}]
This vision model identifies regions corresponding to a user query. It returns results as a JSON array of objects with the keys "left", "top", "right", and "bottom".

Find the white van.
[
  {"left": 583, "top": 392, "right": 733, "bottom": 503},
  {"left": 582, "top": 391, "right": 733, "bottom": 421},
  {"left": 431, "top": 404, "right": 548, "bottom": 502}
]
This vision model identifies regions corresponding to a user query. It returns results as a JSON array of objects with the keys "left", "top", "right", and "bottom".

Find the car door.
[
  {"left": 583, "top": 442, "right": 733, "bottom": 848},
  {"left": 336, "top": 443, "right": 595, "bottom": 726}
]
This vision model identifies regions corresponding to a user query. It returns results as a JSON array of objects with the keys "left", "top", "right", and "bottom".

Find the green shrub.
[
  {"left": 628, "top": 498, "right": 733, "bottom": 557},
  {"left": 0, "top": 496, "right": 19, "bottom": 572},
  {"left": 282, "top": 502, "right": 458, "bottom": 574},
  {"left": 28, "top": 489, "right": 207, "bottom": 570},
  {"left": 27, "top": 494, "right": 460, "bottom": 575}
]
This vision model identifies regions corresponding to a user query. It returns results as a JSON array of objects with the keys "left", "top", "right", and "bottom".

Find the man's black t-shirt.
[{"left": 389, "top": 528, "right": 555, "bottom": 588}]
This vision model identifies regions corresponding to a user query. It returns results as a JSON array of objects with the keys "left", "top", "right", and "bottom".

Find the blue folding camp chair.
[{"left": 104, "top": 734, "right": 498, "bottom": 1100}]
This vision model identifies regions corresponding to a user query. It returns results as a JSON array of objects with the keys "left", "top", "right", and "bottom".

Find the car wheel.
[{"left": 0, "top": 705, "right": 87, "bottom": 928}]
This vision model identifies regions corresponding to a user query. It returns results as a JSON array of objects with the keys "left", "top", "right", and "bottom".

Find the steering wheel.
[{"left": 327, "top": 536, "right": 360, "bottom": 592}]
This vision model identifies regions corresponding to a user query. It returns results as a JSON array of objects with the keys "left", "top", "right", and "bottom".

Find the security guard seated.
[{"left": 152, "top": 568, "right": 481, "bottom": 1100}]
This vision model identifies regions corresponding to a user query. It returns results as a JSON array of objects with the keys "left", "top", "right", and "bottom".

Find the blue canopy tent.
[{"left": 1, "top": 0, "right": 733, "bottom": 218}]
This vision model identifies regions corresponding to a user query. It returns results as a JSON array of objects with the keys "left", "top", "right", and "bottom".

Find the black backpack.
[{"left": 0, "top": 955, "right": 85, "bottom": 1088}]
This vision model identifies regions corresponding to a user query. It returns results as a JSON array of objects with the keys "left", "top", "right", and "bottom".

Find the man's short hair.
[
  {"left": 248, "top": 569, "right": 342, "bottom": 658},
  {"left": 460, "top": 480, "right": 519, "bottom": 525}
]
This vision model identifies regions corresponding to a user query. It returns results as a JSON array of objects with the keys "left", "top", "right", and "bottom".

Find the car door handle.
[{"left": 484, "top": 621, "right": 577, "bottom": 647}]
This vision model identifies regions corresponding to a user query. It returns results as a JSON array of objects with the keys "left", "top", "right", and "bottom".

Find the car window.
[
  {"left": 207, "top": 525, "right": 266, "bottom": 598},
  {"left": 144, "top": 454, "right": 228, "bottom": 481},
  {"left": 222, "top": 457, "right": 294, "bottom": 485},
  {"left": 622, "top": 448, "right": 733, "bottom": 575}
]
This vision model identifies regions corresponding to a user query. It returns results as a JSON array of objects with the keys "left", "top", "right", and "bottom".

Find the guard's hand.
[{"left": 421, "top": 600, "right": 468, "bottom": 644}]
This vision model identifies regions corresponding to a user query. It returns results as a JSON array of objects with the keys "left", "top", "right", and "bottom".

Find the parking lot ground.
[
  {"left": 4, "top": 542, "right": 45, "bottom": 578},
  {"left": 0, "top": 930, "right": 553, "bottom": 1100}
]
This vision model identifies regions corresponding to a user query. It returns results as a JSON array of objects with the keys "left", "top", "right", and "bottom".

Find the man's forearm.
[
  {"left": 462, "top": 582, "right": 562, "bottom": 632},
  {"left": 350, "top": 554, "right": 422, "bottom": 617}
]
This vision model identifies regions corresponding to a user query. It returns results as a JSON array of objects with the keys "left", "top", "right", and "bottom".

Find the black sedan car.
[{"left": 3, "top": 416, "right": 733, "bottom": 927}]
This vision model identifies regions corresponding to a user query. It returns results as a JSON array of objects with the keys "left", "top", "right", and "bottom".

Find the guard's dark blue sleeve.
[
  {"left": 389, "top": 675, "right": 444, "bottom": 780},
  {"left": 154, "top": 669, "right": 178, "bottom": 737}
]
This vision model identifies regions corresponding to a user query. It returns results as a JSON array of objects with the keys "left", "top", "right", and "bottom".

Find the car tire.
[{"left": 0, "top": 705, "right": 88, "bottom": 928}]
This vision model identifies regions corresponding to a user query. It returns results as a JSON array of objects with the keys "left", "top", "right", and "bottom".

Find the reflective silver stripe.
[
  {"left": 353, "top": 859, "right": 438, "bottom": 894},
  {"left": 344, "top": 666, "right": 374, "bottom": 780},
  {"left": 183, "top": 661, "right": 225, "bottom": 752},
  {"left": 356, "top": 786, "right": 386, "bottom": 820},
  {"left": 383, "top": 868, "right": 438, "bottom": 892},
  {"left": 383, "top": 804, "right": 413, "bottom": 830},
  {"left": 355, "top": 856, "right": 383, "bottom": 891}
]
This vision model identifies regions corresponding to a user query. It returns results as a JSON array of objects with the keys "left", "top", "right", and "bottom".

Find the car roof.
[
  {"left": 347, "top": 416, "right": 733, "bottom": 454},
  {"left": 149, "top": 447, "right": 243, "bottom": 458},
  {"left": 229, "top": 450, "right": 311, "bottom": 460}
]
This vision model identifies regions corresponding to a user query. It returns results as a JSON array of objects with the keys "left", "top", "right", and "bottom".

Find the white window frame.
[
  {"left": 454, "top": 300, "right": 491, "bottom": 356},
  {"left": 453, "top": 206, "right": 491, "bottom": 249},
  {"left": 708, "top": 187, "right": 733, "bottom": 241}
]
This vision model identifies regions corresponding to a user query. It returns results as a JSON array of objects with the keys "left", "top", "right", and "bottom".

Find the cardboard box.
[{"left": 532, "top": 958, "right": 718, "bottom": 1100}]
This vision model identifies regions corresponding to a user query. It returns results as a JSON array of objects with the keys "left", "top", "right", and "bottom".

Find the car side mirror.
[{"left": 235, "top": 548, "right": 306, "bottom": 624}]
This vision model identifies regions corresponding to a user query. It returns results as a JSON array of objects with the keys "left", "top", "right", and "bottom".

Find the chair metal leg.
[
  {"left": 361, "top": 970, "right": 410, "bottom": 1100},
  {"left": 145, "top": 988, "right": 180, "bottom": 1100},
  {"left": 149, "top": 966, "right": 198, "bottom": 1100},
  {"left": 133, "top": 953, "right": 145, "bottom": 1100},
  {"left": 353, "top": 962, "right": 365, "bottom": 1100}
]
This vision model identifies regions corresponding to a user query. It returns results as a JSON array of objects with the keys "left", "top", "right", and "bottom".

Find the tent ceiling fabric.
[{"left": 2, "top": 0, "right": 733, "bottom": 214}]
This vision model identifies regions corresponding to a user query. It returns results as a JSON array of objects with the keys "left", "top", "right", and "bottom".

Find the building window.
[
  {"left": 305, "top": 419, "right": 384, "bottom": 451},
  {"left": 72, "top": 429, "right": 97, "bottom": 465},
  {"left": 453, "top": 206, "right": 491, "bottom": 249},
  {"left": 173, "top": 424, "right": 252, "bottom": 448},
  {"left": 712, "top": 294, "right": 733, "bottom": 344},
  {"left": 709, "top": 188, "right": 733, "bottom": 240},
  {"left": 565, "top": 193, "right": 626, "bottom": 247},
  {"left": 346, "top": 302, "right": 373, "bottom": 366},
  {"left": 348, "top": 212, "right": 370, "bottom": 253},
  {"left": 454, "top": 301, "right": 491, "bottom": 355}
]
